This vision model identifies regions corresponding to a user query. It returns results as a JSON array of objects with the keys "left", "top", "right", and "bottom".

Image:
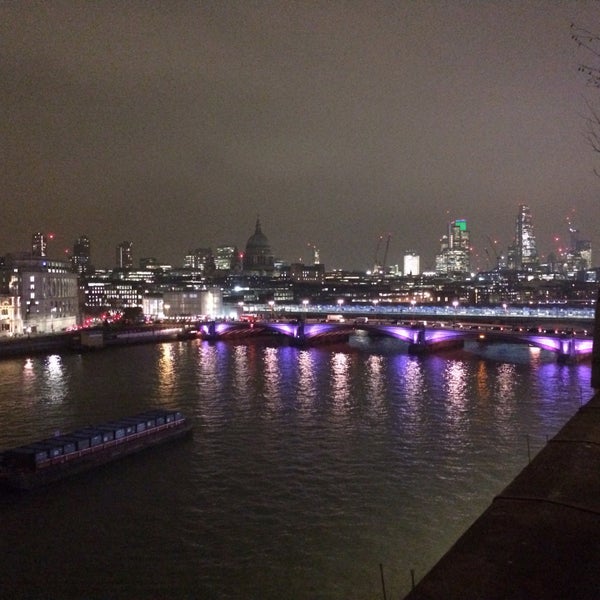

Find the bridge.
[
  {"left": 238, "top": 302, "right": 595, "bottom": 324},
  {"left": 198, "top": 320, "right": 593, "bottom": 363}
]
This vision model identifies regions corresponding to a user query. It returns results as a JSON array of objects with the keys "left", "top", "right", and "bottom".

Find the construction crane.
[
  {"left": 306, "top": 242, "right": 320, "bottom": 265},
  {"left": 381, "top": 233, "right": 391, "bottom": 273},
  {"left": 485, "top": 235, "right": 500, "bottom": 269},
  {"left": 373, "top": 233, "right": 391, "bottom": 274},
  {"left": 373, "top": 235, "right": 383, "bottom": 273}
]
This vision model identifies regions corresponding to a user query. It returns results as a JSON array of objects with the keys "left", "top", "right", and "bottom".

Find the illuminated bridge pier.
[
  {"left": 198, "top": 321, "right": 594, "bottom": 363},
  {"left": 198, "top": 321, "right": 352, "bottom": 345},
  {"left": 372, "top": 324, "right": 465, "bottom": 355}
]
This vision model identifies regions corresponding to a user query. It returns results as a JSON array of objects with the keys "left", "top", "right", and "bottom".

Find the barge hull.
[{"left": 0, "top": 414, "right": 192, "bottom": 491}]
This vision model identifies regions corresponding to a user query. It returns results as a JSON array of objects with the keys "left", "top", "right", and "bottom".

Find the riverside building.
[{"left": 0, "top": 254, "right": 79, "bottom": 335}]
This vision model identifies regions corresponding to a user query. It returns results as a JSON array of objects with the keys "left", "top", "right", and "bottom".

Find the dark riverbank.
[
  {"left": 0, "top": 326, "right": 190, "bottom": 359},
  {"left": 0, "top": 333, "right": 73, "bottom": 358},
  {"left": 403, "top": 391, "right": 600, "bottom": 599}
]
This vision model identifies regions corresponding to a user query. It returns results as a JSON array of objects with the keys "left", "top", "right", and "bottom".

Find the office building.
[
  {"left": 32, "top": 232, "right": 48, "bottom": 258},
  {"left": 435, "top": 219, "right": 470, "bottom": 276},
  {"left": 184, "top": 248, "right": 215, "bottom": 274},
  {"left": 116, "top": 241, "right": 133, "bottom": 269},
  {"left": 511, "top": 205, "right": 538, "bottom": 270},
  {"left": 72, "top": 235, "right": 92, "bottom": 276},
  {"left": 215, "top": 246, "right": 234, "bottom": 270},
  {"left": 403, "top": 252, "right": 420, "bottom": 276},
  {"left": 0, "top": 254, "right": 79, "bottom": 334}
]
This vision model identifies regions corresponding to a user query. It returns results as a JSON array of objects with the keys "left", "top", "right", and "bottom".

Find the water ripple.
[{"left": 0, "top": 340, "right": 591, "bottom": 599}]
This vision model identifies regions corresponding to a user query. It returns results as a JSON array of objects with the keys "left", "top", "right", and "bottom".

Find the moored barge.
[{"left": 0, "top": 409, "right": 192, "bottom": 491}]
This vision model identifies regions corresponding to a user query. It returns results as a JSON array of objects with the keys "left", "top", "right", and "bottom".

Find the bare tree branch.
[
  {"left": 572, "top": 23, "right": 600, "bottom": 87},
  {"left": 573, "top": 23, "right": 600, "bottom": 174}
]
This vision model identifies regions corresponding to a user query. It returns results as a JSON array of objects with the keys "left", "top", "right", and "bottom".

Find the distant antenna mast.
[{"left": 307, "top": 242, "right": 320, "bottom": 265}]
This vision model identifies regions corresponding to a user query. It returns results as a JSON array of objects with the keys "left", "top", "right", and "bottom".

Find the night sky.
[{"left": 3, "top": 1, "right": 600, "bottom": 271}]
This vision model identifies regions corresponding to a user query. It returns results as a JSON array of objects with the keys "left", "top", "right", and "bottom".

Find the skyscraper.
[
  {"left": 72, "top": 235, "right": 92, "bottom": 275},
  {"left": 561, "top": 225, "right": 592, "bottom": 273},
  {"left": 32, "top": 232, "right": 47, "bottom": 257},
  {"left": 435, "top": 219, "right": 470, "bottom": 276},
  {"left": 116, "top": 241, "right": 133, "bottom": 269},
  {"left": 513, "top": 204, "right": 538, "bottom": 270}
]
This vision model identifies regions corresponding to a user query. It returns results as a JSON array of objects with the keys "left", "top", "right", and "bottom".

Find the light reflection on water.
[
  {"left": 263, "top": 346, "right": 282, "bottom": 413},
  {"left": 364, "top": 354, "right": 386, "bottom": 421},
  {"left": 0, "top": 339, "right": 592, "bottom": 600},
  {"left": 493, "top": 363, "right": 518, "bottom": 424},
  {"left": 22, "top": 358, "right": 37, "bottom": 401},
  {"left": 297, "top": 349, "right": 317, "bottom": 410},
  {"left": 156, "top": 343, "right": 176, "bottom": 395},
  {"left": 444, "top": 360, "right": 468, "bottom": 420},
  {"left": 42, "top": 354, "right": 68, "bottom": 405},
  {"left": 330, "top": 351, "right": 351, "bottom": 413}
]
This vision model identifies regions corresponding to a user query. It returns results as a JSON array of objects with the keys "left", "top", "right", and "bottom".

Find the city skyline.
[
  {"left": 14, "top": 202, "right": 593, "bottom": 274},
  {"left": 2, "top": 3, "right": 600, "bottom": 270}
]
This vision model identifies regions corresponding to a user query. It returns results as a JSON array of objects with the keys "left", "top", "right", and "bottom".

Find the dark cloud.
[{"left": 2, "top": 1, "right": 600, "bottom": 270}]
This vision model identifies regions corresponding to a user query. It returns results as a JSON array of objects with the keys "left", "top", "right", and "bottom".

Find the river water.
[{"left": 0, "top": 333, "right": 592, "bottom": 599}]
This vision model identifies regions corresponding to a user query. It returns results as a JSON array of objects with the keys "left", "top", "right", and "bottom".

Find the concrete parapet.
[{"left": 403, "top": 393, "right": 600, "bottom": 599}]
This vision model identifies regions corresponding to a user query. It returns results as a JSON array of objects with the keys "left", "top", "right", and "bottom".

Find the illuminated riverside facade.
[
  {"left": 0, "top": 255, "right": 79, "bottom": 335},
  {"left": 142, "top": 288, "right": 223, "bottom": 320}
]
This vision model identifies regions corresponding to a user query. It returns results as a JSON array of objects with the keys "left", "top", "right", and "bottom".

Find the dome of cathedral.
[
  {"left": 245, "top": 219, "right": 270, "bottom": 251},
  {"left": 243, "top": 218, "right": 274, "bottom": 275}
]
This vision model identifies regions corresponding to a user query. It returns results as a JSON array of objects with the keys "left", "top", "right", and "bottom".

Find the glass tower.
[
  {"left": 72, "top": 235, "right": 91, "bottom": 275},
  {"left": 515, "top": 205, "right": 538, "bottom": 269},
  {"left": 116, "top": 241, "right": 134, "bottom": 269}
]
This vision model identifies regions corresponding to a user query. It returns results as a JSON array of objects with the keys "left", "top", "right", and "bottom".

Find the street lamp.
[
  {"left": 452, "top": 300, "right": 459, "bottom": 324},
  {"left": 302, "top": 299, "right": 309, "bottom": 322}
]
